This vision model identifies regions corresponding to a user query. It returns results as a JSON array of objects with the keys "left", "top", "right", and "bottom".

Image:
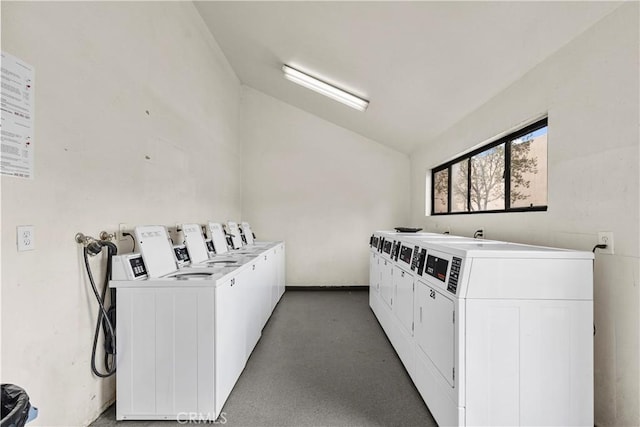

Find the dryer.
[
  {"left": 372, "top": 232, "right": 482, "bottom": 378},
  {"left": 412, "top": 241, "right": 593, "bottom": 427}
]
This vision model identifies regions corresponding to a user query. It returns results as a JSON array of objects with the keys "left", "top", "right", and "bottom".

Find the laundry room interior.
[{"left": 1, "top": 1, "right": 638, "bottom": 427}]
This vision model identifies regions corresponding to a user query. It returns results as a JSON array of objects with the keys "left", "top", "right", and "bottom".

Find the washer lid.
[
  {"left": 134, "top": 225, "right": 178, "bottom": 278},
  {"left": 207, "top": 222, "right": 229, "bottom": 254},
  {"left": 182, "top": 223, "right": 209, "bottom": 264},
  {"left": 227, "top": 221, "right": 244, "bottom": 249},
  {"left": 241, "top": 221, "right": 255, "bottom": 245}
]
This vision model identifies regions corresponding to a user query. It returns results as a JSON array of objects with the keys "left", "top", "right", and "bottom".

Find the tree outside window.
[{"left": 431, "top": 120, "right": 547, "bottom": 215}]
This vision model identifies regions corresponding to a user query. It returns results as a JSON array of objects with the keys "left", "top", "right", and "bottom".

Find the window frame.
[{"left": 431, "top": 118, "right": 548, "bottom": 216}]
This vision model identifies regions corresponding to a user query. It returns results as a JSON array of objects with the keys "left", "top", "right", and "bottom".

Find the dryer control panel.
[
  {"left": 411, "top": 246, "right": 427, "bottom": 276},
  {"left": 447, "top": 257, "right": 463, "bottom": 295},
  {"left": 425, "top": 254, "right": 448, "bottom": 282},
  {"left": 422, "top": 250, "right": 464, "bottom": 295},
  {"left": 382, "top": 239, "right": 393, "bottom": 255},
  {"left": 399, "top": 245, "right": 413, "bottom": 265},
  {"left": 392, "top": 241, "right": 402, "bottom": 261}
]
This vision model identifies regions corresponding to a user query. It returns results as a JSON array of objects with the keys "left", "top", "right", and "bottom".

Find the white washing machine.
[
  {"left": 240, "top": 221, "right": 272, "bottom": 248},
  {"left": 110, "top": 225, "right": 285, "bottom": 421},
  {"left": 180, "top": 223, "right": 246, "bottom": 269}
]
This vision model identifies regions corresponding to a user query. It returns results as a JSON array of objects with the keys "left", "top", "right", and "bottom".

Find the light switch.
[{"left": 17, "top": 225, "right": 35, "bottom": 251}]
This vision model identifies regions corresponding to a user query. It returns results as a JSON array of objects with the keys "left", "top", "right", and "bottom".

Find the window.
[
  {"left": 450, "top": 159, "right": 468, "bottom": 212},
  {"left": 431, "top": 118, "right": 548, "bottom": 215},
  {"left": 433, "top": 168, "right": 449, "bottom": 213}
]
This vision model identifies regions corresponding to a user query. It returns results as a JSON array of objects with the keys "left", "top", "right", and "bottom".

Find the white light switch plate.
[{"left": 17, "top": 225, "right": 35, "bottom": 251}]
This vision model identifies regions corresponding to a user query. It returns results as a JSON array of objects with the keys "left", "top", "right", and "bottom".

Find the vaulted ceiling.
[{"left": 195, "top": 1, "right": 621, "bottom": 154}]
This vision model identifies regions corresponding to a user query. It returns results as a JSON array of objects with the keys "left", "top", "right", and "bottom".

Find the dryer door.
[
  {"left": 380, "top": 259, "right": 394, "bottom": 308},
  {"left": 415, "top": 280, "right": 455, "bottom": 387},
  {"left": 393, "top": 265, "right": 414, "bottom": 335}
]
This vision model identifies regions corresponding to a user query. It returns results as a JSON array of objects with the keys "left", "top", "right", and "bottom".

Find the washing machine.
[
  {"left": 110, "top": 225, "right": 285, "bottom": 422},
  {"left": 179, "top": 223, "right": 245, "bottom": 269},
  {"left": 240, "top": 221, "right": 272, "bottom": 248},
  {"left": 229, "top": 222, "right": 274, "bottom": 255},
  {"left": 207, "top": 222, "right": 265, "bottom": 256}
]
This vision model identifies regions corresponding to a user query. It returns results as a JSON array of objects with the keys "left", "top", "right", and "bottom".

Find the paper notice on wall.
[{"left": 1, "top": 52, "right": 35, "bottom": 179}]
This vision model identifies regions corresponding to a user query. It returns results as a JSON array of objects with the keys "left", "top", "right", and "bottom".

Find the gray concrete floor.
[{"left": 91, "top": 290, "right": 436, "bottom": 426}]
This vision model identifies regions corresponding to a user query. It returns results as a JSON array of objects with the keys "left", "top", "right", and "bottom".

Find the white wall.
[
  {"left": 410, "top": 4, "right": 639, "bottom": 426},
  {"left": 1, "top": 2, "right": 242, "bottom": 426},
  {"left": 240, "top": 87, "right": 409, "bottom": 285}
]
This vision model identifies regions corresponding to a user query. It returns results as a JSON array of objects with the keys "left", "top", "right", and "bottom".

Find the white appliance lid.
[
  {"left": 227, "top": 221, "right": 244, "bottom": 248},
  {"left": 182, "top": 223, "right": 209, "bottom": 264},
  {"left": 134, "top": 225, "right": 178, "bottom": 278},
  {"left": 207, "top": 222, "right": 229, "bottom": 254},
  {"left": 241, "top": 221, "right": 254, "bottom": 245}
]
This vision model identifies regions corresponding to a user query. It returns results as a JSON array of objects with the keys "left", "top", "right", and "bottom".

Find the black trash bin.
[{"left": 1, "top": 384, "right": 35, "bottom": 427}]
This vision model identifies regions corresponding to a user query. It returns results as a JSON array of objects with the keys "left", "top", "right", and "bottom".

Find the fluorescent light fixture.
[{"left": 282, "top": 65, "right": 369, "bottom": 111}]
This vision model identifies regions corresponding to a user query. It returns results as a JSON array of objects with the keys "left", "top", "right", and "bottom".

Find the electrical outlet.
[
  {"left": 597, "top": 232, "right": 614, "bottom": 254},
  {"left": 118, "top": 223, "right": 128, "bottom": 241},
  {"left": 17, "top": 225, "right": 35, "bottom": 251}
]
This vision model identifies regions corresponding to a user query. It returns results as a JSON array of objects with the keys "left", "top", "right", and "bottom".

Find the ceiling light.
[{"left": 282, "top": 65, "right": 369, "bottom": 112}]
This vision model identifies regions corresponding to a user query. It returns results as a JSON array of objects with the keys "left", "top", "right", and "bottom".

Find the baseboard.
[{"left": 285, "top": 285, "right": 368, "bottom": 291}]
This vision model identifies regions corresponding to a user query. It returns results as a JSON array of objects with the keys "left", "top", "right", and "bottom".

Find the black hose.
[{"left": 84, "top": 241, "right": 117, "bottom": 377}]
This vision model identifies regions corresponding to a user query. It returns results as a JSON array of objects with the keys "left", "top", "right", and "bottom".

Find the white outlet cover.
[
  {"left": 597, "top": 231, "right": 614, "bottom": 254},
  {"left": 17, "top": 225, "right": 35, "bottom": 251}
]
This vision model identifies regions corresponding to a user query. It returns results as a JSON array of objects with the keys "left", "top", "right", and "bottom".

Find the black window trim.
[{"left": 431, "top": 118, "right": 548, "bottom": 216}]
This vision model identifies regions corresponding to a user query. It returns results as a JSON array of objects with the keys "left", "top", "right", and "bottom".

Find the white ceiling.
[{"left": 195, "top": 1, "right": 620, "bottom": 154}]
